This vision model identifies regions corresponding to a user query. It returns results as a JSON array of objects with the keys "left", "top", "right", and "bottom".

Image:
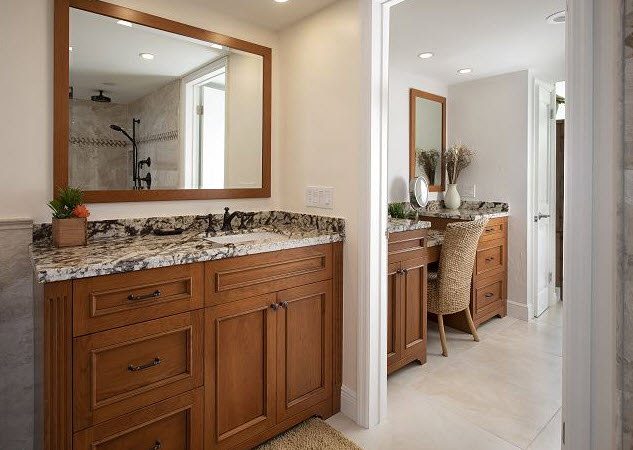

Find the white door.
[{"left": 533, "top": 80, "right": 557, "bottom": 317}]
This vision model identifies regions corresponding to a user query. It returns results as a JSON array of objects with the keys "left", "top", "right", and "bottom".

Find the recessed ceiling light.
[
  {"left": 210, "top": 43, "right": 223, "bottom": 50},
  {"left": 546, "top": 10, "right": 565, "bottom": 24},
  {"left": 69, "top": 46, "right": 73, "bottom": 52},
  {"left": 418, "top": 52, "right": 434, "bottom": 59},
  {"left": 117, "top": 20, "right": 133, "bottom": 27},
  {"left": 139, "top": 53, "right": 155, "bottom": 60},
  {"left": 274, "top": 0, "right": 289, "bottom": 3},
  {"left": 457, "top": 68, "right": 473, "bottom": 74}
]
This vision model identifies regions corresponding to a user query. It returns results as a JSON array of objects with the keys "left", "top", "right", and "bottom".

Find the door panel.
[
  {"left": 276, "top": 281, "right": 332, "bottom": 422},
  {"left": 387, "top": 262, "right": 402, "bottom": 368},
  {"left": 402, "top": 258, "right": 426, "bottom": 362},
  {"left": 534, "top": 82, "right": 556, "bottom": 317},
  {"left": 205, "top": 293, "right": 277, "bottom": 450}
]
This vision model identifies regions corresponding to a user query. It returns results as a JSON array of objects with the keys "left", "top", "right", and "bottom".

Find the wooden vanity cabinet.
[
  {"left": 387, "top": 229, "right": 428, "bottom": 375},
  {"left": 36, "top": 242, "right": 343, "bottom": 450},
  {"left": 424, "top": 216, "right": 508, "bottom": 332}
]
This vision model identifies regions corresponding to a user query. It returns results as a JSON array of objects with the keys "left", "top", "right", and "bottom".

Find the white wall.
[
  {"left": 278, "top": 0, "right": 361, "bottom": 396},
  {"left": 0, "top": 0, "right": 280, "bottom": 223},
  {"left": 387, "top": 67, "right": 447, "bottom": 202},
  {"left": 447, "top": 70, "right": 531, "bottom": 318}
]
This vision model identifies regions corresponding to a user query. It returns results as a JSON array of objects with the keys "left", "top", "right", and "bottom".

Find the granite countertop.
[
  {"left": 30, "top": 212, "right": 345, "bottom": 283},
  {"left": 387, "top": 218, "right": 431, "bottom": 234},
  {"left": 416, "top": 200, "right": 509, "bottom": 220},
  {"left": 426, "top": 229, "right": 445, "bottom": 248}
]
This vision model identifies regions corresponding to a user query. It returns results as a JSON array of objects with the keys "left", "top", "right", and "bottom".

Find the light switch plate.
[{"left": 305, "top": 186, "right": 334, "bottom": 209}]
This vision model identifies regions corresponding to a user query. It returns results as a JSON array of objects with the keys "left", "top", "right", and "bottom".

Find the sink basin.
[{"left": 203, "top": 231, "right": 285, "bottom": 245}]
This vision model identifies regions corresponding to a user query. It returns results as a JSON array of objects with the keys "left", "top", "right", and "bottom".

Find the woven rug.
[{"left": 256, "top": 418, "right": 362, "bottom": 450}]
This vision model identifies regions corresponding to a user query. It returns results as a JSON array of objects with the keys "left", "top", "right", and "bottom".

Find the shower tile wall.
[
  {"left": 128, "top": 79, "right": 181, "bottom": 190},
  {"left": 623, "top": 0, "right": 633, "bottom": 448},
  {"left": 69, "top": 99, "right": 130, "bottom": 190}
]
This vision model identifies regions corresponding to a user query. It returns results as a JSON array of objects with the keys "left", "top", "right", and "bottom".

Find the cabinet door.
[
  {"left": 276, "top": 280, "right": 332, "bottom": 422},
  {"left": 387, "top": 262, "right": 402, "bottom": 369},
  {"left": 401, "top": 257, "right": 427, "bottom": 363},
  {"left": 205, "top": 293, "right": 277, "bottom": 450}
]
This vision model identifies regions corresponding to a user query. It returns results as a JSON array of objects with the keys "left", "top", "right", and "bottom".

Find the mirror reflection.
[
  {"left": 414, "top": 98, "right": 442, "bottom": 185},
  {"left": 69, "top": 8, "right": 263, "bottom": 191}
]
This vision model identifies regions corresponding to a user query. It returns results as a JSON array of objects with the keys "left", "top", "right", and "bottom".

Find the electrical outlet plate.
[
  {"left": 459, "top": 183, "right": 476, "bottom": 198},
  {"left": 305, "top": 186, "right": 334, "bottom": 209}
]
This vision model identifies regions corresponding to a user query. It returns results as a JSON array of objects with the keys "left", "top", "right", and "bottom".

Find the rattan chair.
[{"left": 428, "top": 218, "right": 489, "bottom": 356}]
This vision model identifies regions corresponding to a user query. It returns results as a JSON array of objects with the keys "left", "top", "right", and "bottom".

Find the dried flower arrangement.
[
  {"left": 416, "top": 149, "right": 440, "bottom": 183},
  {"left": 446, "top": 143, "right": 474, "bottom": 184}
]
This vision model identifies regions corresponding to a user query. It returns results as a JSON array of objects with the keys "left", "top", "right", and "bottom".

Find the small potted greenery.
[{"left": 47, "top": 187, "right": 90, "bottom": 247}]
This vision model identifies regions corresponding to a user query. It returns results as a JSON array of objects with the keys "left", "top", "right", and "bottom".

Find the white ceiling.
[
  {"left": 390, "top": 0, "right": 566, "bottom": 86},
  {"left": 198, "top": 0, "right": 340, "bottom": 31},
  {"left": 70, "top": 8, "right": 230, "bottom": 104}
]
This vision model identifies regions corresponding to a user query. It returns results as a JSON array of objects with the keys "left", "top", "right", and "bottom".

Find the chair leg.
[
  {"left": 464, "top": 307, "right": 479, "bottom": 342},
  {"left": 437, "top": 314, "right": 448, "bottom": 357}
]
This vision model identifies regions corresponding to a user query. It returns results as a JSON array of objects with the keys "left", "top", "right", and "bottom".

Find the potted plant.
[
  {"left": 445, "top": 143, "right": 474, "bottom": 209},
  {"left": 47, "top": 187, "right": 90, "bottom": 247}
]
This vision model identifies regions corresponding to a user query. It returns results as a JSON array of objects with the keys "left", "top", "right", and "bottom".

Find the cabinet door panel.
[
  {"left": 402, "top": 257, "right": 427, "bottom": 363},
  {"left": 205, "top": 294, "right": 277, "bottom": 450},
  {"left": 387, "top": 262, "right": 402, "bottom": 368},
  {"left": 276, "top": 281, "right": 332, "bottom": 422}
]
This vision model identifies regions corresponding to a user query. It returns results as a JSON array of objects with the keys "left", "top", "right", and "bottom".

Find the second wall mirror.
[{"left": 409, "top": 88, "right": 446, "bottom": 192}]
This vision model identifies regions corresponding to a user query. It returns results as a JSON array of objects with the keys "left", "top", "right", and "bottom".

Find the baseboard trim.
[
  {"left": 340, "top": 384, "right": 357, "bottom": 422},
  {"left": 507, "top": 300, "right": 531, "bottom": 321},
  {"left": 0, "top": 218, "right": 33, "bottom": 231}
]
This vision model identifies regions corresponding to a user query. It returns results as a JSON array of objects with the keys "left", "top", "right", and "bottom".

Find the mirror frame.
[
  {"left": 54, "top": 0, "right": 272, "bottom": 202},
  {"left": 409, "top": 88, "right": 446, "bottom": 192}
]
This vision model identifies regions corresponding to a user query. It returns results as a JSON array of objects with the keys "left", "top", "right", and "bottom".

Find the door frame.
[
  {"left": 359, "top": 0, "right": 620, "bottom": 447},
  {"left": 531, "top": 78, "right": 557, "bottom": 318}
]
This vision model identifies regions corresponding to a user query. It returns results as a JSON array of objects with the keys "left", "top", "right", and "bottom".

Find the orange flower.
[{"left": 72, "top": 204, "right": 90, "bottom": 219}]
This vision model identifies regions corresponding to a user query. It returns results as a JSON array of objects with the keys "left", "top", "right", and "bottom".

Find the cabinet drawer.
[
  {"left": 388, "top": 229, "right": 427, "bottom": 263},
  {"left": 73, "top": 263, "right": 204, "bottom": 336},
  {"left": 73, "top": 311, "right": 203, "bottom": 431},
  {"left": 73, "top": 388, "right": 203, "bottom": 450},
  {"left": 475, "top": 239, "right": 505, "bottom": 278},
  {"left": 474, "top": 272, "right": 505, "bottom": 316},
  {"left": 478, "top": 219, "right": 507, "bottom": 244},
  {"left": 205, "top": 244, "right": 332, "bottom": 306}
]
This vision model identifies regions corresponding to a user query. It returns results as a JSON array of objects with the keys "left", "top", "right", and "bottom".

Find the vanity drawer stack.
[
  {"left": 35, "top": 242, "right": 344, "bottom": 450},
  {"left": 69, "top": 264, "right": 206, "bottom": 448},
  {"left": 424, "top": 216, "right": 508, "bottom": 332}
]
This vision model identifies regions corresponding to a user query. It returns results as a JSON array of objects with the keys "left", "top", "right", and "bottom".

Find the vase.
[
  {"left": 52, "top": 217, "right": 87, "bottom": 248},
  {"left": 444, "top": 184, "right": 461, "bottom": 210}
]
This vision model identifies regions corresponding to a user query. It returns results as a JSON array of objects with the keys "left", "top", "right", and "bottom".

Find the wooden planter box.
[{"left": 52, "top": 217, "right": 87, "bottom": 247}]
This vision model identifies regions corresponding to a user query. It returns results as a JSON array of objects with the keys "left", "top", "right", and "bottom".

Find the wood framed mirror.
[
  {"left": 409, "top": 89, "right": 446, "bottom": 192},
  {"left": 54, "top": 0, "right": 271, "bottom": 202}
]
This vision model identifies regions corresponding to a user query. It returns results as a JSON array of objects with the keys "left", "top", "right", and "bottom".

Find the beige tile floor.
[{"left": 328, "top": 302, "right": 563, "bottom": 450}]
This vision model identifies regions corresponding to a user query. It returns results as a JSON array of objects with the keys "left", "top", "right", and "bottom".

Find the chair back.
[{"left": 436, "top": 218, "right": 489, "bottom": 314}]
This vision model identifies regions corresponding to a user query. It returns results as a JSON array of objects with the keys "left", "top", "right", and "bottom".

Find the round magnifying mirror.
[{"left": 409, "top": 176, "right": 429, "bottom": 208}]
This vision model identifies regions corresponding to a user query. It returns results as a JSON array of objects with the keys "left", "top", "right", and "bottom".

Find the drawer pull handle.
[
  {"left": 281, "top": 301, "right": 289, "bottom": 309},
  {"left": 485, "top": 257, "right": 495, "bottom": 263},
  {"left": 271, "top": 303, "right": 280, "bottom": 311},
  {"left": 127, "top": 290, "right": 161, "bottom": 301},
  {"left": 485, "top": 293, "right": 495, "bottom": 298},
  {"left": 150, "top": 440, "right": 162, "bottom": 450},
  {"left": 128, "top": 356, "right": 161, "bottom": 372},
  {"left": 485, "top": 228, "right": 495, "bottom": 233}
]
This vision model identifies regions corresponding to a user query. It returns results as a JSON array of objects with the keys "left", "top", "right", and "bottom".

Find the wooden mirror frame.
[
  {"left": 54, "top": 0, "right": 272, "bottom": 202},
  {"left": 409, "top": 88, "right": 446, "bottom": 192}
]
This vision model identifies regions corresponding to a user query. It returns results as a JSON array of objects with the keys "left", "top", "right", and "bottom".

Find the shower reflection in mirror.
[{"left": 68, "top": 7, "right": 263, "bottom": 191}]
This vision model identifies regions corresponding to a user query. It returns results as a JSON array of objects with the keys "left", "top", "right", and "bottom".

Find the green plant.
[
  {"left": 48, "top": 187, "right": 85, "bottom": 219},
  {"left": 388, "top": 202, "right": 406, "bottom": 219}
]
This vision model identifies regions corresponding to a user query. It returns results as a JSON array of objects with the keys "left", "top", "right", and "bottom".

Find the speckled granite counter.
[
  {"left": 417, "top": 200, "right": 509, "bottom": 220},
  {"left": 387, "top": 218, "right": 431, "bottom": 234},
  {"left": 30, "top": 212, "right": 345, "bottom": 283},
  {"left": 426, "top": 230, "right": 445, "bottom": 247}
]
